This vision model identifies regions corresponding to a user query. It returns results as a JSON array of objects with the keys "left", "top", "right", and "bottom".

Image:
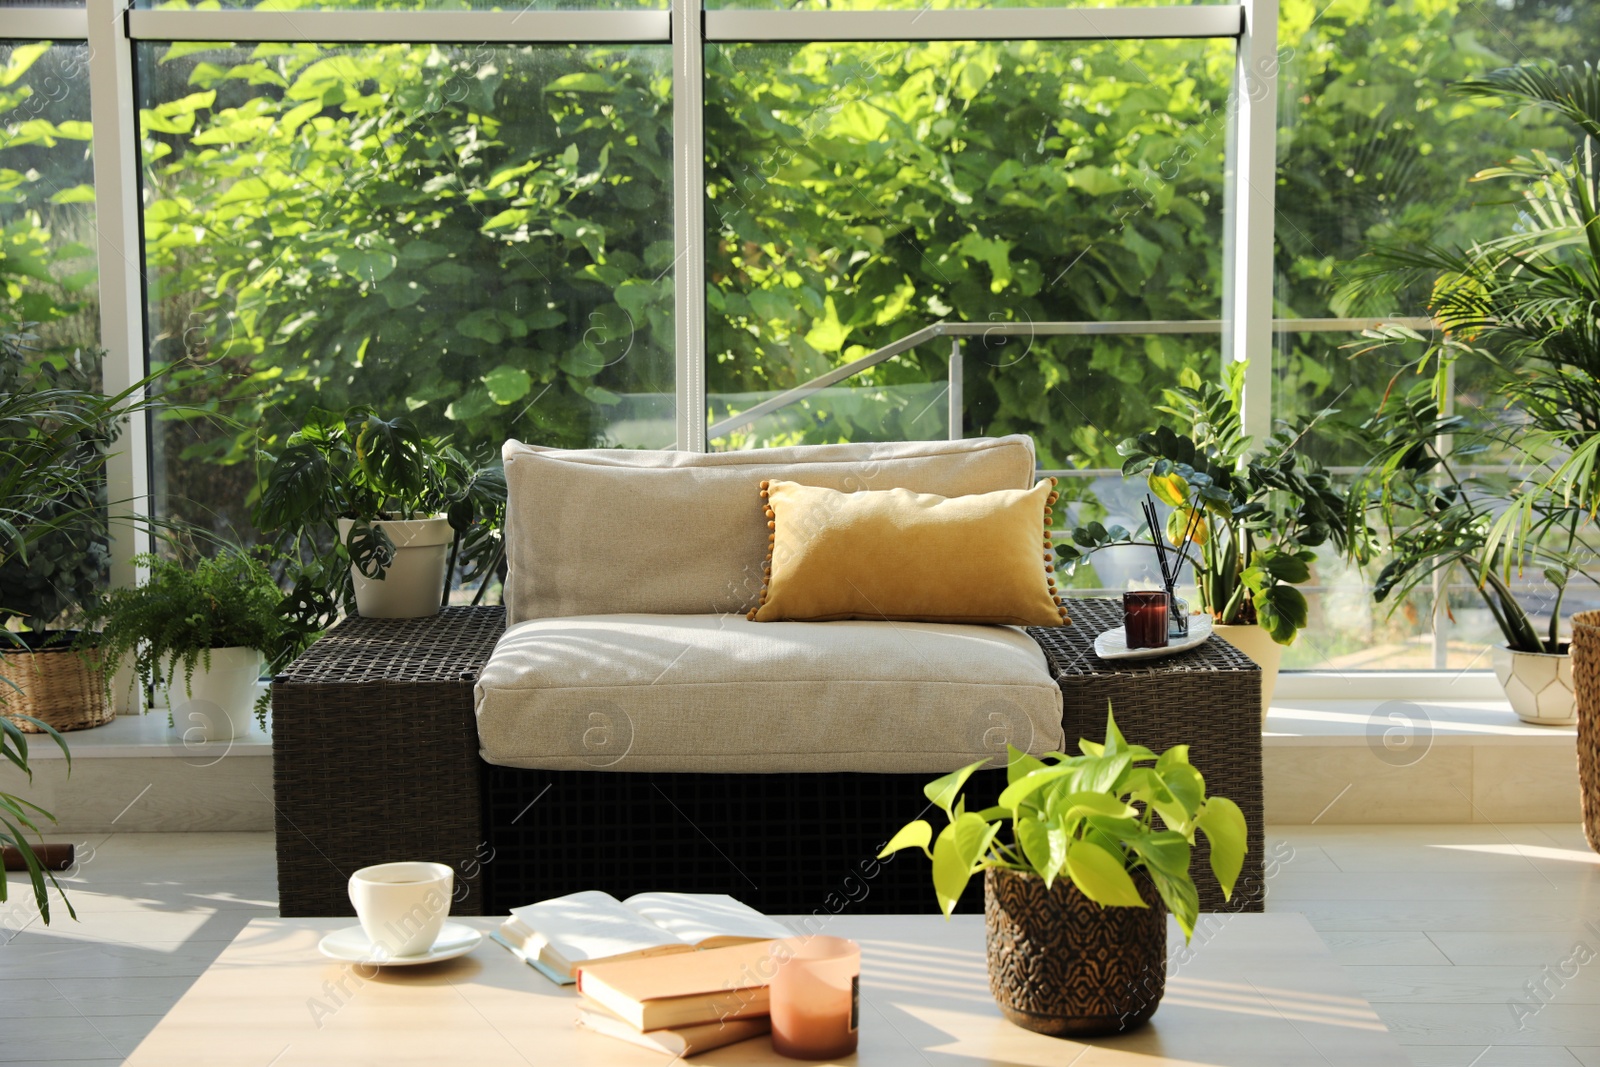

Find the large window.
[
  {"left": 12, "top": 0, "right": 1595, "bottom": 675},
  {"left": 137, "top": 40, "right": 674, "bottom": 541}
]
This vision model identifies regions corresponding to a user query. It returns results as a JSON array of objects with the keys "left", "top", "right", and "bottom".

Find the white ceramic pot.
[
  {"left": 1214, "top": 623, "right": 1284, "bottom": 723},
  {"left": 338, "top": 516, "right": 453, "bottom": 619},
  {"left": 1492, "top": 645, "right": 1576, "bottom": 726},
  {"left": 165, "top": 646, "right": 263, "bottom": 742}
]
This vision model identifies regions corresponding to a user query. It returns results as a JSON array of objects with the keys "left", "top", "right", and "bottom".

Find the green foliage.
[
  {"left": 81, "top": 552, "right": 315, "bottom": 724},
  {"left": 1055, "top": 365, "right": 1354, "bottom": 645},
  {"left": 1340, "top": 61, "right": 1600, "bottom": 651},
  {"left": 0, "top": 713, "right": 73, "bottom": 926},
  {"left": 0, "top": 327, "right": 110, "bottom": 629},
  {"left": 880, "top": 708, "right": 1247, "bottom": 941},
  {"left": 254, "top": 406, "right": 506, "bottom": 619}
]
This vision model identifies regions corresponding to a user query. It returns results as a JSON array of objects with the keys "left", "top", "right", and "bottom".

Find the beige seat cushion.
[
  {"left": 500, "top": 435, "right": 1037, "bottom": 625},
  {"left": 474, "top": 614, "right": 1064, "bottom": 773}
]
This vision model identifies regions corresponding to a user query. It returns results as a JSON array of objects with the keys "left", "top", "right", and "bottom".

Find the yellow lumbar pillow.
[{"left": 749, "top": 478, "right": 1070, "bottom": 627}]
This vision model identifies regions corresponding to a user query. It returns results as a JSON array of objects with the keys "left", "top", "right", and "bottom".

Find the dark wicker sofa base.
[{"left": 273, "top": 602, "right": 1264, "bottom": 919}]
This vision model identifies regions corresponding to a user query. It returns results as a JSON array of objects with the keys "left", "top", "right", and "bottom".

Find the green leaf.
[
  {"left": 1146, "top": 866, "right": 1200, "bottom": 941},
  {"left": 923, "top": 758, "right": 989, "bottom": 818},
  {"left": 1005, "top": 745, "right": 1046, "bottom": 786},
  {"left": 997, "top": 764, "right": 1077, "bottom": 811},
  {"left": 1148, "top": 470, "right": 1191, "bottom": 507},
  {"left": 1122, "top": 829, "right": 1192, "bottom": 880},
  {"left": 481, "top": 364, "right": 532, "bottom": 405},
  {"left": 1161, "top": 763, "right": 1205, "bottom": 819},
  {"left": 878, "top": 819, "right": 933, "bottom": 860},
  {"left": 931, "top": 819, "right": 987, "bottom": 917},
  {"left": 1064, "top": 839, "right": 1146, "bottom": 908},
  {"left": 1195, "top": 796, "right": 1248, "bottom": 901}
]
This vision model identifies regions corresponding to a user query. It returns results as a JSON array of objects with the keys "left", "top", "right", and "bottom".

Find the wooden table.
[{"left": 125, "top": 913, "right": 1409, "bottom": 1066}]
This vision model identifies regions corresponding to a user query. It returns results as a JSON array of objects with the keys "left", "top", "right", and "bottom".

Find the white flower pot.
[
  {"left": 164, "top": 646, "right": 263, "bottom": 742},
  {"left": 1214, "top": 623, "right": 1284, "bottom": 723},
  {"left": 338, "top": 516, "right": 453, "bottom": 619},
  {"left": 1492, "top": 645, "right": 1576, "bottom": 726}
]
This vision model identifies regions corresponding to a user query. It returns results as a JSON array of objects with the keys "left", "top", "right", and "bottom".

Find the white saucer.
[
  {"left": 1093, "top": 614, "right": 1214, "bottom": 661},
  {"left": 318, "top": 922, "right": 483, "bottom": 966}
]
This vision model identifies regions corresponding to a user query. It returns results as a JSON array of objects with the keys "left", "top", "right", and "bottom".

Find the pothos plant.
[
  {"left": 1057, "top": 365, "right": 1355, "bottom": 645},
  {"left": 880, "top": 709, "right": 1247, "bottom": 941},
  {"left": 254, "top": 407, "right": 506, "bottom": 626}
]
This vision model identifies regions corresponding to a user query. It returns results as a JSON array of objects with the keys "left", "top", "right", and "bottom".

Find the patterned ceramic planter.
[
  {"left": 1492, "top": 645, "right": 1576, "bottom": 726},
  {"left": 984, "top": 866, "right": 1167, "bottom": 1037}
]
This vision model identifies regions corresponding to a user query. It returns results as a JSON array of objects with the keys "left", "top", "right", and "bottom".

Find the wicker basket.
[
  {"left": 1569, "top": 611, "right": 1600, "bottom": 853},
  {"left": 0, "top": 641, "right": 113, "bottom": 732}
]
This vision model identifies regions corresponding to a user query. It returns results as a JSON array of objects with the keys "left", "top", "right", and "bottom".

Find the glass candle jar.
[
  {"left": 768, "top": 936, "right": 860, "bottom": 1060},
  {"left": 1123, "top": 590, "right": 1170, "bottom": 650}
]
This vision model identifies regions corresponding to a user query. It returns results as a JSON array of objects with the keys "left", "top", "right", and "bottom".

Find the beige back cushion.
[{"left": 501, "top": 435, "right": 1038, "bottom": 624}]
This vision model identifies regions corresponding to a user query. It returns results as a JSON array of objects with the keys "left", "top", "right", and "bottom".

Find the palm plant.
[{"left": 1339, "top": 62, "right": 1600, "bottom": 576}]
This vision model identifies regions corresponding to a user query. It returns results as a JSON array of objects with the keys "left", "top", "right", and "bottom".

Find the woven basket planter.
[
  {"left": 0, "top": 636, "right": 112, "bottom": 733},
  {"left": 984, "top": 866, "right": 1167, "bottom": 1037},
  {"left": 1570, "top": 611, "right": 1600, "bottom": 854}
]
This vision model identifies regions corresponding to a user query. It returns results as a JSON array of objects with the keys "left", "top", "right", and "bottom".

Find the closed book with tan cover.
[
  {"left": 575, "top": 1005, "right": 770, "bottom": 1057},
  {"left": 575, "top": 940, "right": 775, "bottom": 1031}
]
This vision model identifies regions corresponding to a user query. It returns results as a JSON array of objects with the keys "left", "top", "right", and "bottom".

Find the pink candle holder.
[{"left": 768, "top": 936, "right": 860, "bottom": 1060}]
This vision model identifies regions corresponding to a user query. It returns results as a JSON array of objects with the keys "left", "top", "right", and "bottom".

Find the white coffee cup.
[{"left": 348, "top": 861, "right": 454, "bottom": 958}]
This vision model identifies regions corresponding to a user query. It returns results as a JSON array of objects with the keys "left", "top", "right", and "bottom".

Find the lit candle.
[
  {"left": 1123, "top": 590, "right": 1170, "bottom": 650},
  {"left": 768, "top": 936, "right": 860, "bottom": 1060}
]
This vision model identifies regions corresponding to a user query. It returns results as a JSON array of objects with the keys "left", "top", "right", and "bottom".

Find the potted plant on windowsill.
[
  {"left": 0, "top": 341, "right": 115, "bottom": 733},
  {"left": 879, "top": 709, "right": 1247, "bottom": 1037},
  {"left": 1056, "top": 365, "right": 1356, "bottom": 716},
  {"left": 255, "top": 407, "right": 505, "bottom": 621},
  {"left": 82, "top": 552, "right": 315, "bottom": 741},
  {"left": 1335, "top": 64, "right": 1600, "bottom": 727}
]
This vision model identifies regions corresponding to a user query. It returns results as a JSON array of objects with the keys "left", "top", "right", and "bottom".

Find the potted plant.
[
  {"left": 1056, "top": 364, "right": 1355, "bottom": 715},
  {"left": 254, "top": 407, "right": 505, "bottom": 621},
  {"left": 82, "top": 552, "right": 314, "bottom": 741},
  {"left": 1343, "top": 392, "right": 1589, "bottom": 724},
  {"left": 0, "top": 335, "right": 115, "bottom": 732},
  {"left": 879, "top": 709, "right": 1247, "bottom": 1037},
  {"left": 1336, "top": 63, "right": 1600, "bottom": 726}
]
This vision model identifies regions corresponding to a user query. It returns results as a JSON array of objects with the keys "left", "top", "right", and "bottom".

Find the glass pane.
[
  {"left": 1274, "top": 0, "right": 1600, "bottom": 319},
  {"left": 0, "top": 41, "right": 97, "bottom": 352},
  {"left": 138, "top": 41, "right": 673, "bottom": 544},
  {"left": 711, "top": 0, "right": 1226, "bottom": 9},
  {"left": 706, "top": 38, "right": 1230, "bottom": 445},
  {"left": 138, "top": 0, "right": 661, "bottom": 10}
]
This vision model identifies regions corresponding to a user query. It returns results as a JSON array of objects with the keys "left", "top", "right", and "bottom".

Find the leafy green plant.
[
  {"left": 1340, "top": 63, "right": 1600, "bottom": 620},
  {"left": 253, "top": 406, "right": 506, "bottom": 624},
  {"left": 1, "top": 715, "right": 73, "bottom": 924},
  {"left": 1055, "top": 365, "right": 1354, "bottom": 645},
  {"left": 879, "top": 709, "right": 1247, "bottom": 941},
  {"left": 81, "top": 552, "right": 315, "bottom": 726},
  {"left": 1343, "top": 389, "right": 1591, "bottom": 654},
  {"left": 0, "top": 334, "right": 111, "bottom": 630}
]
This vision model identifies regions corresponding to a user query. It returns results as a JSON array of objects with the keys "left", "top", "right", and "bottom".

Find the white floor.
[{"left": 3, "top": 826, "right": 1598, "bottom": 1065}]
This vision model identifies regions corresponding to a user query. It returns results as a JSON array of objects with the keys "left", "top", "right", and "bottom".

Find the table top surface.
[{"left": 126, "top": 912, "right": 1408, "bottom": 1067}]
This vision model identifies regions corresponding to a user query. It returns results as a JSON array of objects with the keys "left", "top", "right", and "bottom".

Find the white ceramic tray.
[{"left": 1093, "top": 614, "right": 1213, "bottom": 661}]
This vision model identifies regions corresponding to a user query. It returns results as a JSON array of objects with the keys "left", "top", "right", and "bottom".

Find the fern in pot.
[
  {"left": 880, "top": 709, "right": 1247, "bottom": 1037},
  {"left": 82, "top": 552, "right": 314, "bottom": 741},
  {"left": 255, "top": 407, "right": 505, "bottom": 621}
]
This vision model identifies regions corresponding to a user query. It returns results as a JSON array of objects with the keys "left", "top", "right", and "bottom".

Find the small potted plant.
[
  {"left": 82, "top": 552, "right": 314, "bottom": 741},
  {"left": 254, "top": 408, "right": 505, "bottom": 620},
  {"left": 1057, "top": 364, "right": 1355, "bottom": 716},
  {"left": 880, "top": 710, "right": 1247, "bottom": 1037}
]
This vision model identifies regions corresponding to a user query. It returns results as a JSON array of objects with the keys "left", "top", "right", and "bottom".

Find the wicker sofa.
[{"left": 271, "top": 437, "right": 1265, "bottom": 918}]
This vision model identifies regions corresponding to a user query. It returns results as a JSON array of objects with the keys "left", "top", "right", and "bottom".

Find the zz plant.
[
  {"left": 1057, "top": 364, "right": 1354, "bottom": 645},
  {"left": 880, "top": 709, "right": 1247, "bottom": 941}
]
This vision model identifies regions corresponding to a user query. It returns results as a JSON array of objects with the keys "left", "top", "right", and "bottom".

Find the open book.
[{"left": 497, "top": 891, "right": 790, "bottom": 983}]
